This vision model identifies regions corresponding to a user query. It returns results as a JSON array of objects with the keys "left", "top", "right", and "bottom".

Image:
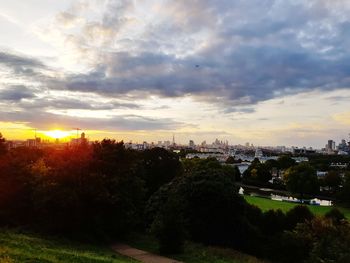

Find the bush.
[
  {"left": 285, "top": 205, "right": 314, "bottom": 230},
  {"left": 295, "top": 217, "right": 350, "bottom": 263},
  {"left": 268, "top": 231, "right": 311, "bottom": 263},
  {"left": 325, "top": 208, "right": 345, "bottom": 224},
  {"left": 152, "top": 196, "right": 186, "bottom": 254},
  {"left": 261, "top": 209, "right": 286, "bottom": 235}
]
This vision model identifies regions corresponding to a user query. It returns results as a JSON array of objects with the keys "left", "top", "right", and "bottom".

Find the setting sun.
[{"left": 44, "top": 130, "right": 70, "bottom": 139}]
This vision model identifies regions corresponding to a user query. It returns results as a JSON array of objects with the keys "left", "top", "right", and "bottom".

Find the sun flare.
[{"left": 44, "top": 130, "right": 70, "bottom": 139}]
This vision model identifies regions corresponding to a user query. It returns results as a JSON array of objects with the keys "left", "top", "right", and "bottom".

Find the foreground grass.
[
  {"left": 0, "top": 229, "right": 137, "bottom": 263},
  {"left": 244, "top": 195, "right": 350, "bottom": 219},
  {"left": 126, "top": 233, "right": 267, "bottom": 263}
]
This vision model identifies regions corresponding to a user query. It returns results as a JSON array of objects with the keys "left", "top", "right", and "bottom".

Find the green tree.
[
  {"left": 142, "top": 147, "right": 182, "bottom": 196},
  {"left": 284, "top": 163, "right": 319, "bottom": 199},
  {"left": 285, "top": 205, "right": 314, "bottom": 230},
  {"left": 264, "top": 159, "right": 279, "bottom": 171},
  {"left": 295, "top": 217, "right": 350, "bottom": 263},
  {"left": 147, "top": 161, "right": 252, "bottom": 251},
  {"left": 324, "top": 170, "right": 342, "bottom": 192},
  {"left": 338, "top": 172, "right": 350, "bottom": 206},
  {"left": 151, "top": 195, "right": 186, "bottom": 254},
  {"left": 243, "top": 159, "right": 272, "bottom": 184},
  {"left": 225, "top": 156, "right": 236, "bottom": 164},
  {"left": 277, "top": 155, "right": 296, "bottom": 170}
]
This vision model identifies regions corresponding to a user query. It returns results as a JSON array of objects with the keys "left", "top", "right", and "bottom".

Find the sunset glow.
[
  {"left": 1, "top": 0, "right": 350, "bottom": 147},
  {"left": 44, "top": 130, "right": 70, "bottom": 139}
]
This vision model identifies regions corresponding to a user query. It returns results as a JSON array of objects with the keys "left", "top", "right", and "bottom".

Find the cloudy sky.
[{"left": 1, "top": 0, "right": 350, "bottom": 147}]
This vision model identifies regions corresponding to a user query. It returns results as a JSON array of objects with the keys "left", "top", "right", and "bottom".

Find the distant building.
[
  {"left": 70, "top": 132, "right": 88, "bottom": 145},
  {"left": 254, "top": 148, "right": 263, "bottom": 158},
  {"left": 327, "top": 140, "right": 335, "bottom": 151}
]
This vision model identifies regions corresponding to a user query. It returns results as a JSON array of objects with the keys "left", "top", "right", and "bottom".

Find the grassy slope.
[
  {"left": 244, "top": 195, "right": 350, "bottom": 219},
  {"left": 0, "top": 229, "right": 137, "bottom": 263},
  {"left": 126, "top": 233, "right": 267, "bottom": 263}
]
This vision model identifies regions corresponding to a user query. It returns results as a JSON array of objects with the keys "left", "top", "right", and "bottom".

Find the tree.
[
  {"left": 264, "top": 159, "right": 279, "bottom": 171},
  {"left": 0, "top": 133, "right": 7, "bottom": 156},
  {"left": 338, "top": 172, "right": 350, "bottom": 206},
  {"left": 284, "top": 163, "right": 319, "bottom": 199},
  {"left": 225, "top": 156, "right": 236, "bottom": 164},
  {"left": 295, "top": 217, "right": 350, "bottom": 263},
  {"left": 151, "top": 195, "right": 186, "bottom": 254},
  {"left": 277, "top": 155, "right": 296, "bottom": 170},
  {"left": 142, "top": 147, "right": 182, "bottom": 196},
  {"left": 147, "top": 160, "right": 252, "bottom": 251},
  {"left": 243, "top": 159, "right": 272, "bottom": 184},
  {"left": 261, "top": 209, "right": 286, "bottom": 235},
  {"left": 285, "top": 205, "right": 314, "bottom": 230},
  {"left": 324, "top": 171, "right": 342, "bottom": 192},
  {"left": 325, "top": 208, "right": 345, "bottom": 224}
]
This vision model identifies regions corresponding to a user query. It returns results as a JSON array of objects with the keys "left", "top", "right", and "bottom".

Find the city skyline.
[
  {"left": 3, "top": 128, "right": 349, "bottom": 152},
  {"left": 1, "top": 1, "right": 350, "bottom": 148}
]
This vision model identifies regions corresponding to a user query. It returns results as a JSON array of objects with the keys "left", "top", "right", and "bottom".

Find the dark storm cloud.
[
  {"left": 0, "top": 85, "right": 36, "bottom": 101},
  {"left": 59, "top": 46, "right": 350, "bottom": 107},
  {"left": 0, "top": 51, "right": 46, "bottom": 77},
  {"left": 18, "top": 97, "right": 140, "bottom": 110},
  {"left": 0, "top": 52, "right": 45, "bottom": 69}
]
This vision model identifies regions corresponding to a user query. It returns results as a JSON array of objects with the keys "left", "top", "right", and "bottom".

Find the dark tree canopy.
[
  {"left": 0, "top": 133, "right": 7, "bottom": 156},
  {"left": 142, "top": 147, "right": 182, "bottom": 197},
  {"left": 339, "top": 172, "right": 350, "bottom": 206},
  {"left": 284, "top": 163, "right": 319, "bottom": 198},
  {"left": 324, "top": 171, "right": 342, "bottom": 191},
  {"left": 243, "top": 159, "right": 272, "bottom": 184},
  {"left": 277, "top": 155, "right": 296, "bottom": 170}
]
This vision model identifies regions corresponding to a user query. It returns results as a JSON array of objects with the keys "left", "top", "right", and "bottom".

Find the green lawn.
[
  {"left": 244, "top": 195, "right": 350, "bottom": 219},
  {"left": 0, "top": 229, "right": 137, "bottom": 263},
  {"left": 126, "top": 233, "right": 267, "bottom": 263}
]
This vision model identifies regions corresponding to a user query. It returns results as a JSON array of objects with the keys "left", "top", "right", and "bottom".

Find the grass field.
[
  {"left": 244, "top": 195, "right": 350, "bottom": 219},
  {"left": 126, "top": 233, "right": 267, "bottom": 263},
  {"left": 0, "top": 229, "right": 267, "bottom": 263},
  {"left": 0, "top": 229, "right": 137, "bottom": 263}
]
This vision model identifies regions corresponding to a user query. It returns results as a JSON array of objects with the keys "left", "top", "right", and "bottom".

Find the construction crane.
[{"left": 73, "top": 128, "right": 81, "bottom": 139}]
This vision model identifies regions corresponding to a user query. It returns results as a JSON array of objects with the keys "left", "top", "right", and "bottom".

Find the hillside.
[{"left": 0, "top": 229, "right": 136, "bottom": 263}]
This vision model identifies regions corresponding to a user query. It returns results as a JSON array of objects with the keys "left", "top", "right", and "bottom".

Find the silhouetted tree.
[
  {"left": 339, "top": 172, "right": 350, "bottom": 206},
  {"left": 285, "top": 205, "right": 314, "bottom": 230},
  {"left": 325, "top": 208, "right": 346, "bottom": 224},
  {"left": 142, "top": 147, "right": 182, "bottom": 197},
  {"left": 324, "top": 171, "right": 342, "bottom": 192},
  {"left": 0, "top": 133, "right": 7, "bottom": 156}
]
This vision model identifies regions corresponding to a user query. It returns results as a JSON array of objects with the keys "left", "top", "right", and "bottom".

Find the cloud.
[
  {"left": 3, "top": 0, "right": 350, "bottom": 132},
  {"left": 37, "top": 0, "right": 350, "bottom": 111},
  {"left": 333, "top": 112, "right": 350, "bottom": 125},
  {"left": 15, "top": 96, "right": 140, "bottom": 111},
  {"left": 0, "top": 85, "right": 36, "bottom": 101},
  {"left": 0, "top": 51, "right": 46, "bottom": 75},
  {"left": 0, "top": 109, "right": 184, "bottom": 131}
]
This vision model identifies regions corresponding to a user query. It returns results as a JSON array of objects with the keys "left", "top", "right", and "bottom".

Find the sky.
[{"left": 1, "top": 0, "right": 350, "bottom": 148}]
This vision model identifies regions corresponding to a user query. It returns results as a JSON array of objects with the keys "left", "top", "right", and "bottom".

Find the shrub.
[
  {"left": 325, "top": 208, "right": 345, "bottom": 224},
  {"left": 152, "top": 196, "right": 186, "bottom": 254},
  {"left": 285, "top": 205, "right": 314, "bottom": 230}
]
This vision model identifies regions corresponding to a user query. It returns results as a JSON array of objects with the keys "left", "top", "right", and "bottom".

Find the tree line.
[
  {"left": 0, "top": 134, "right": 350, "bottom": 262},
  {"left": 241, "top": 155, "right": 350, "bottom": 203}
]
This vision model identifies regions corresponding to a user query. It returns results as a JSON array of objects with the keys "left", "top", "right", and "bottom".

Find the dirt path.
[{"left": 112, "top": 243, "right": 183, "bottom": 263}]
